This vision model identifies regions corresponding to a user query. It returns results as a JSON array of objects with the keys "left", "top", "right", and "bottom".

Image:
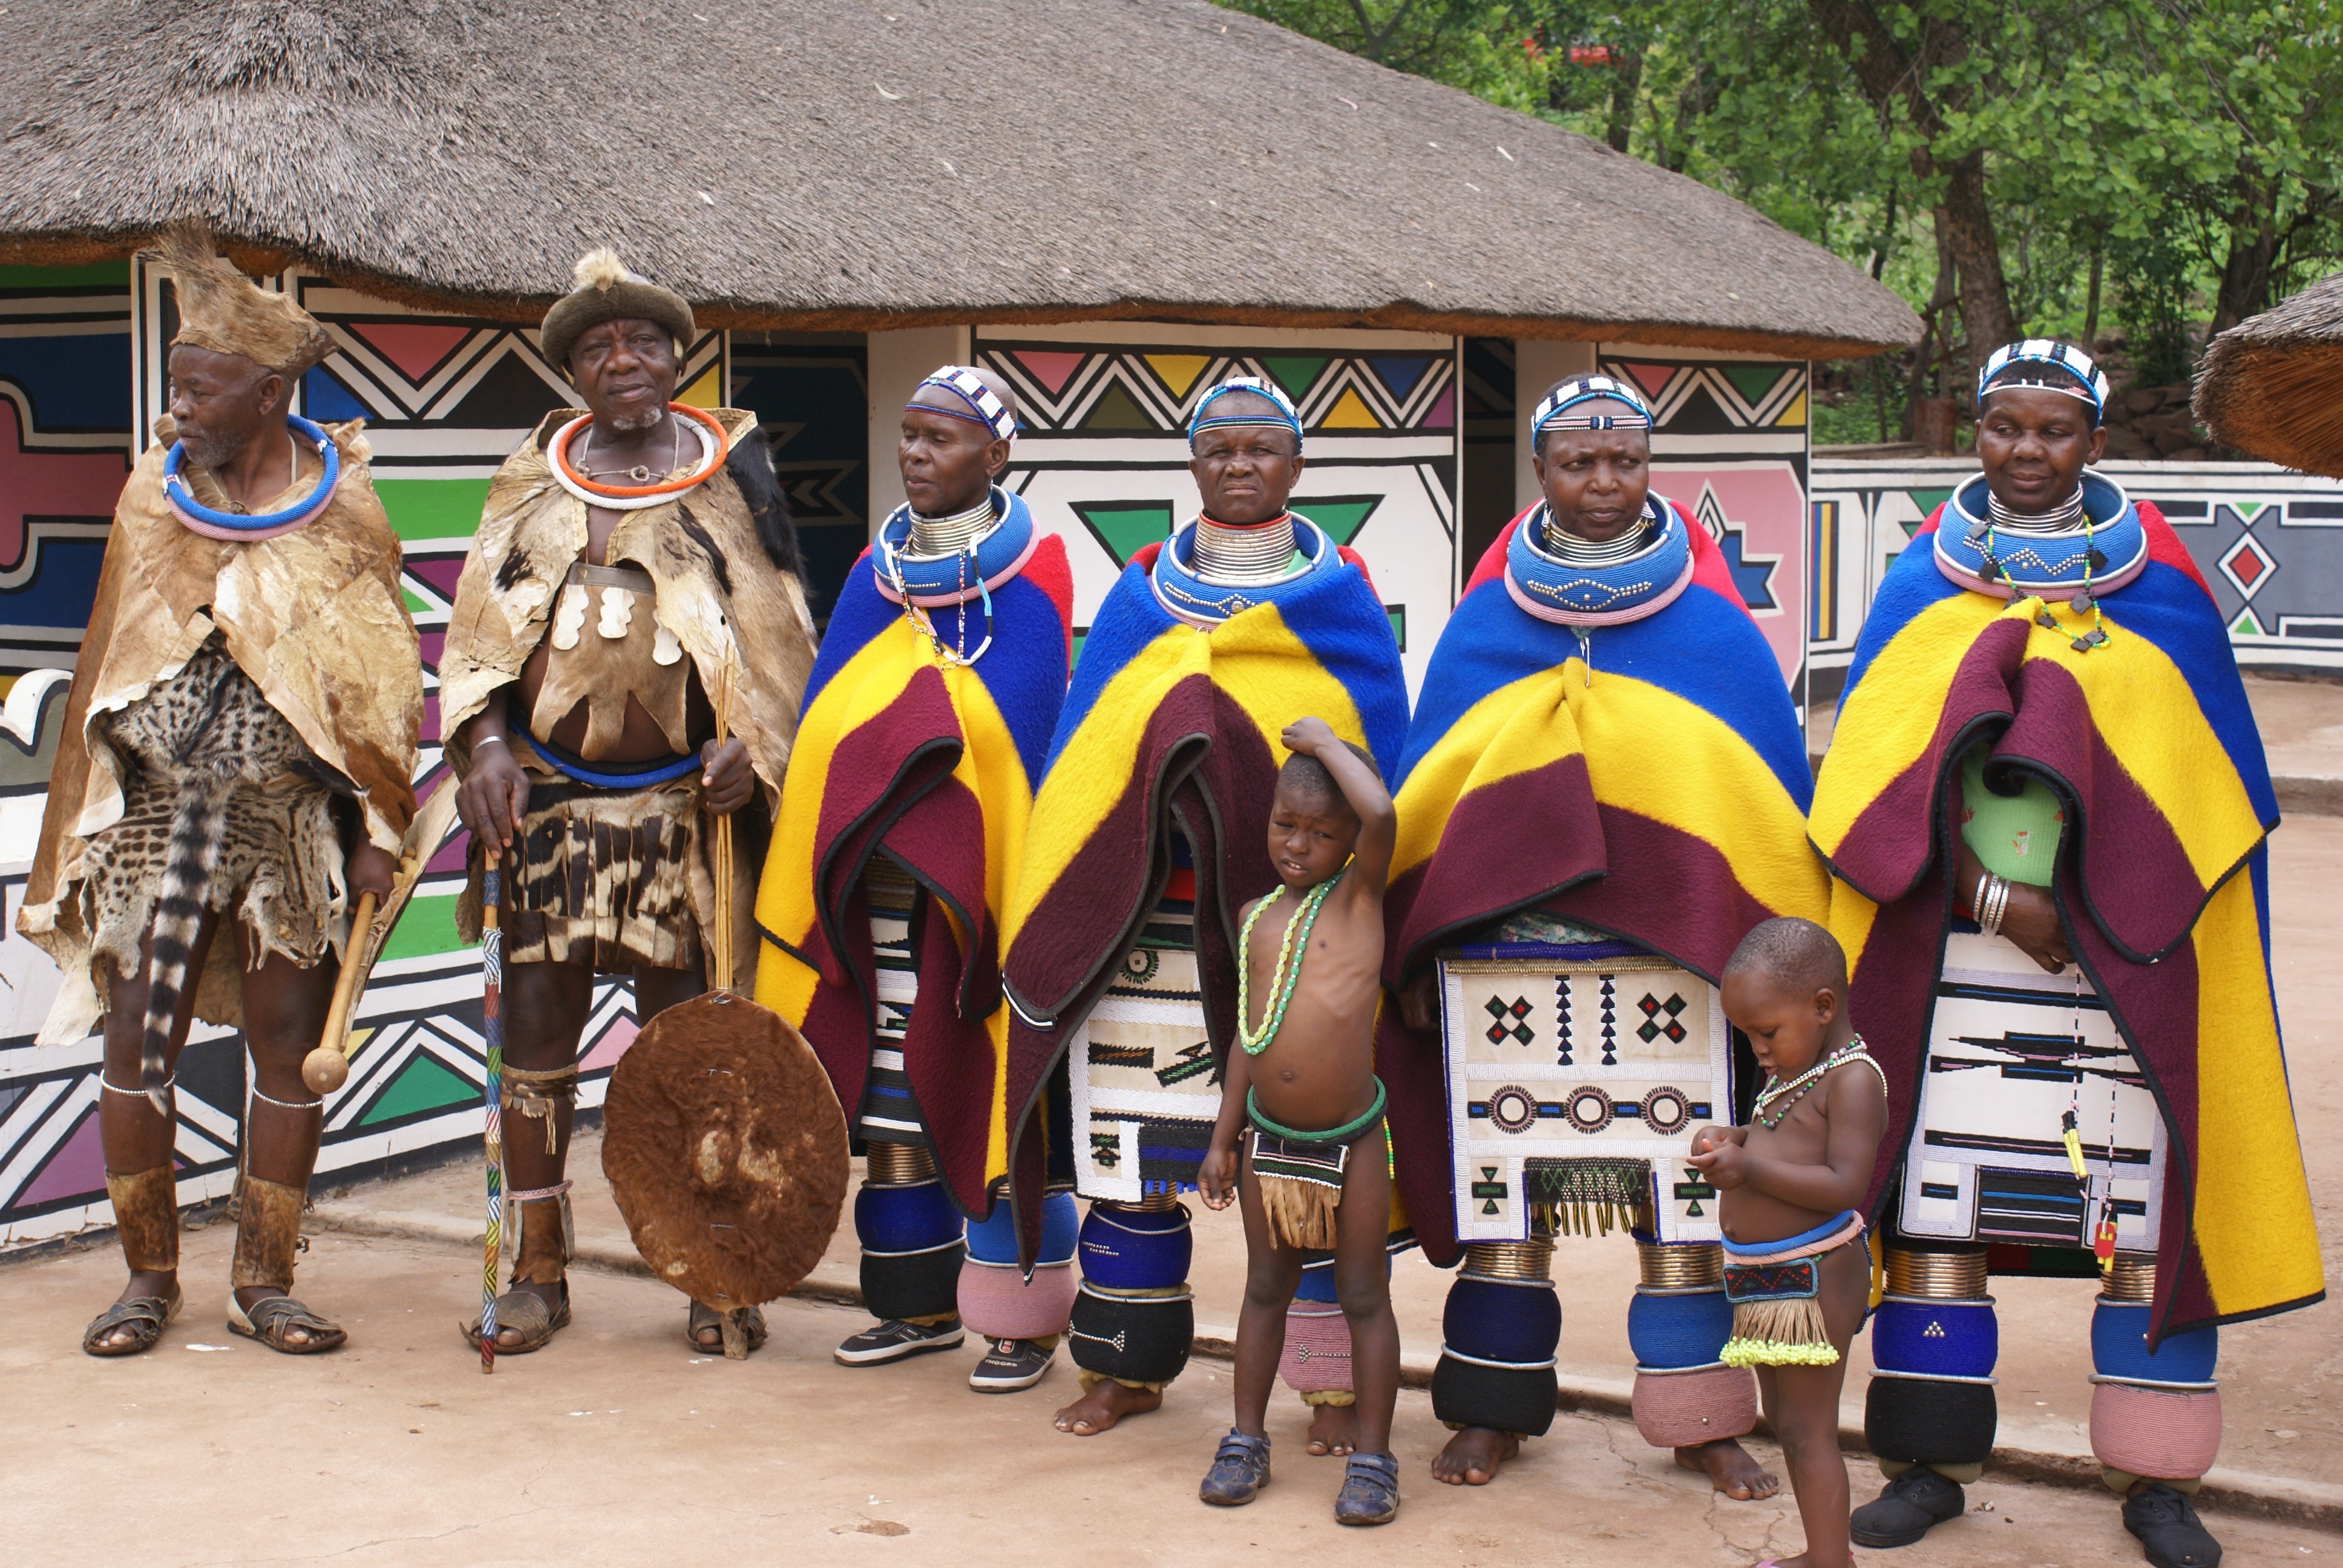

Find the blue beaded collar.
[
  {"left": 873, "top": 486, "right": 1036, "bottom": 607},
  {"left": 1934, "top": 472, "right": 2148, "bottom": 604},
  {"left": 1502, "top": 500, "right": 1694, "bottom": 627},
  {"left": 1149, "top": 513, "right": 1334, "bottom": 626}
]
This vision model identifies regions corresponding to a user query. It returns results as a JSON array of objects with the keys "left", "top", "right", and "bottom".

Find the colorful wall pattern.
[
  {"left": 972, "top": 323, "right": 1461, "bottom": 691},
  {"left": 1808, "top": 457, "right": 2343, "bottom": 696},
  {"left": 1600, "top": 347, "right": 1810, "bottom": 704}
]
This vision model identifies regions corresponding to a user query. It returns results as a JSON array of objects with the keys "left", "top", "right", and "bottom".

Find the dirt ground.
[{"left": 1, "top": 730, "right": 2335, "bottom": 1567}]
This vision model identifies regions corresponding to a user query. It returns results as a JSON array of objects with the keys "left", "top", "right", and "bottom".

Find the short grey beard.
[
  {"left": 177, "top": 426, "right": 240, "bottom": 471},
  {"left": 601, "top": 405, "right": 667, "bottom": 436}
]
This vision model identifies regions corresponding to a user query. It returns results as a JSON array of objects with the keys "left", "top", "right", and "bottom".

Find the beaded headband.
[
  {"left": 909, "top": 366, "right": 1016, "bottom": 441},
  {"left": 1976, "top": 339, "right": 2109, "bottom": 424},
  {"left": 1533, "top": 374, "right": 1654, "bottom": 435},
  {"left": 1188, "top": 376, "right": 1304, "bottom": 452}
]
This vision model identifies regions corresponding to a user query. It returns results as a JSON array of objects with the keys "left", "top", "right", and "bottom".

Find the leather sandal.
[
  {"left": 459, "top": 1281, "right": 570, "bottom": 1354},
  {"left": 228, "top": 1293, "right": 347, "bottom": 1354},
  {"left": 82, "top": 1284, "right": 183, "bottom": 1356},
  {"left": 687, "top": 1299, "right": 768, "bottom": 1359}
]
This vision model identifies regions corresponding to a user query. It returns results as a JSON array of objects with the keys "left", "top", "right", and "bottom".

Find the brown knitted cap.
[{"left": 539, "top": 248, "right": 696, "bottom": 373}]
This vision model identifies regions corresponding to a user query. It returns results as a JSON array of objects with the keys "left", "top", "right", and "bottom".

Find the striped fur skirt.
[{"left": 462, "top": 772, "right": 723, "bottom": 974}]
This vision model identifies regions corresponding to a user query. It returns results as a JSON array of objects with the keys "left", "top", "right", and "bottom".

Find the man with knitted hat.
[
  {"left": 19, "top": 221, "right": 422, "bottom": 1357},
  {"left": 440, "top": 249, "right": 818, "bottom": 1356}
]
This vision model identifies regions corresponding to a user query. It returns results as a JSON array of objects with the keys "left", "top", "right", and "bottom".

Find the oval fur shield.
[{"left": 601, "top": 991, "right": 850, "bottom": 1308}]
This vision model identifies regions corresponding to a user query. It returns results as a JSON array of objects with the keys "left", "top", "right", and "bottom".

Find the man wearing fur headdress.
[
  {"left": 18, "top": 223, "right": 424, "bottom": 1357},
  {"left": 439, "top": 249, "right": 817, "bottom": 1356}
]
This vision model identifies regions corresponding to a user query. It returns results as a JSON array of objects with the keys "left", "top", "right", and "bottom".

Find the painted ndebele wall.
[
  {"left": 1809, "top": 457, "right": 2343, "bottom": 696},
  {"left": 30, "top": 255, "right": 2327, "bottom": 1252}
]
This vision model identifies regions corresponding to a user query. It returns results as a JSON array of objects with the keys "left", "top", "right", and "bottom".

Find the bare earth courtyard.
[{"left": 2, "top": 760, "right": 2338, "bottom": 1567}]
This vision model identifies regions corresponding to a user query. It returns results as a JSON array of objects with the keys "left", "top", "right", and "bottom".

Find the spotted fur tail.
[{"left": 140, "top": 772, "right": 231, "bottom": 1117}]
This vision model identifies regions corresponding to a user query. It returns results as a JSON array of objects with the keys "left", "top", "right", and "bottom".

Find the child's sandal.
[
  {"left": 1199, "top": 1428, "right": 1271, "bottom": 1506},
  {"left": 1334, "top": 1451, "right": 1399, "bottom": 1525}
]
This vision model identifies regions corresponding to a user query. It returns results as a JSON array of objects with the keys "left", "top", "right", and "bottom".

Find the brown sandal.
[
  {"left": 228, "top": 1293, "right": 347, "bottom": 1354},
  {"left": 687, "top": 1299, "right": 768, "bottom": 1359},
  {"left": 459, "top": 1281, "right": 571, "bottom": 1354},
  {"left": 82, "top": 1285, "right": 183, "bottom": 1356}
]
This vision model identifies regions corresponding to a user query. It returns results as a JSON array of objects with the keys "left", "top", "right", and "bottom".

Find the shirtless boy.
[
  {"left": 1196, "top": 717, "right": 1401, "bottom": 1527},
  {"left": 1688, "top": 918, "right": 1888, "bottom": 1568}
]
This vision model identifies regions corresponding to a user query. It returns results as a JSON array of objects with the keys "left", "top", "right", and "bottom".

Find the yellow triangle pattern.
[
  {"left": 1773, "top": 391, "right": 1807, "bottom": 428},
  {"left": 677, "top": 365, "right": 723, "bottom": 410},
  {"left": 1319, "top": 387, "right": 1380, "bottom": 430},
  {"left": 1145, "top": 354, "right": 1212, "bottom": 399}
]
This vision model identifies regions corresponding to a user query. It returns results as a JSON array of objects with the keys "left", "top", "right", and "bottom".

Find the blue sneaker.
[
  {"left": 1335, "top": 1451, "right": 1399, "bottom": 1526},
  {"left": 1199, "top": 1428, "right": 1272, "bottom": 1506}
]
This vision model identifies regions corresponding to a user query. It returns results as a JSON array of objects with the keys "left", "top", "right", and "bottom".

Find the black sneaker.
[
  {"left": 833, "top": 1317, "right": 965, "bottom": 1365},
  {"left": 968, "top": 1337, "right": 1054, "bottom": 1392},
  {"left": 1850, "top": 1465, "right": 1966, "bottom": 1547},
  {"left": 2123, "top": 1482, "right": 2223, "bottom": 1568}
]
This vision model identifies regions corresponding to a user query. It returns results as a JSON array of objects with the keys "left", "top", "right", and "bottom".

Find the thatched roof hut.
[
  {"left": 0, "top": 0, "right": 1916, "bottom": 357},
  {"left": 2195, "top": 270, "right": 2343, "bottom": 477}
]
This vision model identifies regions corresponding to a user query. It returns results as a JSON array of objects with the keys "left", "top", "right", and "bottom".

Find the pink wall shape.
[
  {"left": 0, "top": 399, "right": 131, "bottom": 570},
  {"left": 1650, "top": 459, "right": 1807, "bottom": 685}
]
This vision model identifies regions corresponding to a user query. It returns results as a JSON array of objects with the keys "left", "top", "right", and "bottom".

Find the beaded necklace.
[
  {"left": 1752, "top": 1036, "right": 1878, "bottom": 1129},
  {"left": 1234, "top": 875, "right": 1337, "bottom": 1056}
]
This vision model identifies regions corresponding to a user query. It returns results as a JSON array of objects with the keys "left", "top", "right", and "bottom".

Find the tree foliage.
[{"left": 1227, "top": 0, "right": 2343, "bottom": 384}]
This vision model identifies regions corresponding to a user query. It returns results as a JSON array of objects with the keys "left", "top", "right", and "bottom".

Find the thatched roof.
[
  {"left": 2195, "top": 270, "right": 2343, "bottom": 477},
  {"left": 0, "top": 0, "right": 1919, "bottom": 358}
]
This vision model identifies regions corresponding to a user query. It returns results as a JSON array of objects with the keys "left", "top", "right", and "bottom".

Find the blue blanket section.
[
  {"left": 1395, "top": 570, "right": 1812, "bottom": 808},
  {"left": 1044, "top": 552, "right": 1409, "bottom": 782},
  {"left": 804, "top": 549, "right": 1070, "bottom": 791}
]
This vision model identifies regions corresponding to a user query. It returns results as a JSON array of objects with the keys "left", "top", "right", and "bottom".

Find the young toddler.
[
  {"left": 1688, "top": 917, "right": 1889, "bottom": 1568},
  {"left": 1196, "top": 716, "right": 1400, "bottom": 1526}
]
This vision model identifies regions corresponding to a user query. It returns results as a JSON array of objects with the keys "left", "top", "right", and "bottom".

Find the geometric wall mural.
[
  {"left": 0, "top": 269, "right": 726, "bottom": 1247},
  {"left": 1807, "top": 456, "right": 2343, "bottom": 696},
  {"left": 0, "top": 262, "right": 135, "bottom": 681},
  {"left": 1601, "top": 347, "right": 1810, "bottom": 705},
  {"left": 976, "top": 322, "right": 1462, "bottom": 691},
  {"left": 731, "top": 331, "right": 868, "bottom": 629}
]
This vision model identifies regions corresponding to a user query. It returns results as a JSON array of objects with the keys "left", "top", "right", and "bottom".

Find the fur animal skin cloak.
[
  {"left": 18, "top": 417, "right": 422, "bottom": 1042},
  {"left": 438, "top": 408, "right": 818, "bottom": 974}
]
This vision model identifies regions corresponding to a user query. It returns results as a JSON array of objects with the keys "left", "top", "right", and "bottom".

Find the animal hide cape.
[
  {"left": 1811, "top": 498, "right": 2321, "bottom": 1342},
  {"left": 1377, "top": 504, "right": 1826, "bottom": 1265},
  {"left": 752, "top": 531, "right": 1073, "bottom": 1216},
  {"left": 18, "top": 419, "right": 422, "bottom": 1042},
  {"left": 439, "top": 408, "right": 818, "bottom": 971},
  {"left": 998, "top": 540, "right": 1408, "bottom": 1255}
]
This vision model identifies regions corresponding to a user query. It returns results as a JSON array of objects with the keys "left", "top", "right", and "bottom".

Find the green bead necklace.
[{"left": 1235, "top": 876, "right": 1336, "bottom": 1056}]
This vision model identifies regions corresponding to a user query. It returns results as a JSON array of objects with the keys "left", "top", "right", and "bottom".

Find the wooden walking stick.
[
  {"left": 479, "top": 848, "right": 505, "bottom": 1373},
  {"left": 298, "top": 892, "right": 379, "bottom": 1096}
]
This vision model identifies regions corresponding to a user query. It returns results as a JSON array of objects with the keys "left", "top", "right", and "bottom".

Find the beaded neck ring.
[
  {"left": 1974, "top": 340, "right": 2115, "bottom": 653},
  {"left": 548, "top": 403, "right": 727, "bottom": 509},
  {"left": 1235, "top": 875, "right": 1338, "bottom": 1056},
  {"left": 1751, "top": 1036, "right": 1880, "bottom": 1129},
  {"left": 162, "top": 414, "right": 339, "bottom": 541}
]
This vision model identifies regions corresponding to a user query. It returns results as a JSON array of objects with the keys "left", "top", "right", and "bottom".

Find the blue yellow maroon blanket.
[
  {"left": 1377, "top": 502, "right": 1827, "bottom": 1264},
  {"left": 998, "top": 534, "right": 1407, "bottom": 1255},
  {"left": 753, "top": 526, "right": 1072, "bottom": 1215},
  {"left": 1809, "top": 493, "right": 2321, "bottom": 1339}
]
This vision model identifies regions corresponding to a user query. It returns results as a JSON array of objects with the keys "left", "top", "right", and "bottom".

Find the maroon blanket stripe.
[
  {"left": 1544, "top": 806, "right": 1784, "bottom": 985},
  {"left": 1386, "top": 754, "right": 1605, "bottom": 982},
  {"left": 2001, "top": 659, "right": 2218, "bottom": 964}
]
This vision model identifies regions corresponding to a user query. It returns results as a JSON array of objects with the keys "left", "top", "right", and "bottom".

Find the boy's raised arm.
[{"left": 1281, "top": 716, "right": 1395, "bottom": 896}]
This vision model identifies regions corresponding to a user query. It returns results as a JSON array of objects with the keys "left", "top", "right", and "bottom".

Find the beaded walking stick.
[{"left": 479, "top": 849, "right": 504, "bottom": 1373}]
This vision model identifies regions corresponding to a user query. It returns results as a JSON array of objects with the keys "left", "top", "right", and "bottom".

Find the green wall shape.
[{"left": 359, "top": 1054, "right": 476, "bottom": 1126}]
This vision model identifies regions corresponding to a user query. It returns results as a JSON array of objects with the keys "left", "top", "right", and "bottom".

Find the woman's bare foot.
[
  {"left": 1306, "top": 1401, "right": 1358, "bottom": 1455},
  {"left": 1430, "top": 1426, "right": 1519, "bottom": 1484},
  {"left": 1676, "top": 1438, "right": 1780, "bottom": 1500},
  {"left": 89, "top": 1269, "right": 179, "bottom": 1351},
  {"left": 1052, "top": 1379, "right": 1161, "bottom": 1435}
]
